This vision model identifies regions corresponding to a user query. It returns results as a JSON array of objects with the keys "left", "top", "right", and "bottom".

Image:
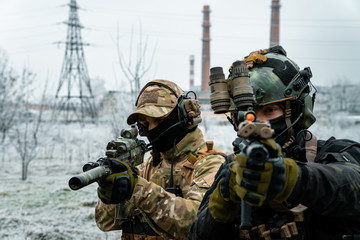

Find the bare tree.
[
  {"left": 107, "top": 91, "right": 133, "bottom": 138},
  {"left": 116, "top": 23, "right": 157, "bottom": 103},
  {"left": 14, "top": 70, "right": 48, "bottom": 180},
  {"left": 0, "top": 50, "right": 23, "bottom": 144},
  {"left": 0, "top": 50, "right": 31, "bottom": 168}
]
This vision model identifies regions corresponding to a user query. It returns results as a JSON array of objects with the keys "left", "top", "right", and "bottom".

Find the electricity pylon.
[{"left": 55, "top": 0, "right": 97, "bottom": 124}]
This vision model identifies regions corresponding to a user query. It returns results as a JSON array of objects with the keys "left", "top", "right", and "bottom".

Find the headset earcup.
[{"left": 177, "top": 94, "right": 202, "bottom": 130}]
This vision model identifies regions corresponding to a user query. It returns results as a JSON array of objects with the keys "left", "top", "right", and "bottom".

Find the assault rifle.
[
  {"left": 68, "top": 125, "right": 149, "bottom": 191},
  {"left": 235, "top": 118, "right": 274, "bottom": 230}
]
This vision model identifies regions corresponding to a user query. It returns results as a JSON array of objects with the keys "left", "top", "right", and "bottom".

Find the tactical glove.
[
  {"left": 232, "top": 139, "right": 299, "bottom": 207},
  {"left": 209, "top": 163, "right": 241, "bottom": 223},
  {"left": 97, "top": 159, "right": 138, "bottom": 204}
]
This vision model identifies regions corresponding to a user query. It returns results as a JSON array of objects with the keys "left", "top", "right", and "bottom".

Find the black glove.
[{"left": 97, "top": 159, "right": 138, "bottom": 204}]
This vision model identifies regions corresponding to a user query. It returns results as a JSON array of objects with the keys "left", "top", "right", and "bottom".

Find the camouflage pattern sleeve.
[
  {"left": 289, "top": 161, "right": 360, "bottom": 216},
  {"left": 128, "top": 154, "right": 225, "bottom": 240},
  {"left": 95, "top": 200, "right": 138, "bottom": 232},
  {"left": 95, "top": 201, "right": 121, "bottom": 231}
]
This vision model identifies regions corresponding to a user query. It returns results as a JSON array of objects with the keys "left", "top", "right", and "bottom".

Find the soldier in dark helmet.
[{"left": 190, "top": 46, "right": 360, "bottom": 240}]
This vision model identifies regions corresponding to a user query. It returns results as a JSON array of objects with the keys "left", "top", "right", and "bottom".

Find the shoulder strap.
[
  {"left": 186, "top": 141, "right": 227, "bottom": 168},
  {"left": 316, "top": 137, "right": 360, "bottom": 164},
  {"left": 197, "top": 141, "right": 227, "bottom": 157}
]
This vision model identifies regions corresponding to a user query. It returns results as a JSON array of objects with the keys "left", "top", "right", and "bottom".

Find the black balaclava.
[
  {"left": 270, "top": 114, "right": 309, "bottom": 159},
  {"left": 269, "top": 115, "right": 289, "bottom": 146},
  {"left": 137, "top": 106, "right": 196, "bottom": 153}
]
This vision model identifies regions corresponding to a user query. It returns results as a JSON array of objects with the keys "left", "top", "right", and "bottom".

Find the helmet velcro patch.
[{"left": 137, "top": 90, "right": 159, "bottom": 106}]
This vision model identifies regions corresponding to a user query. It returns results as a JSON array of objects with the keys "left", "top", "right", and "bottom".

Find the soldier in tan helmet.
[{"left": 95, "top": 79, "right": 225, "bottom": 239}]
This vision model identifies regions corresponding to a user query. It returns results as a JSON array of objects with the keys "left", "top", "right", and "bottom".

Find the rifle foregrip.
[{"left": 69, "top": 165, "right": 110, "bottom": 190}]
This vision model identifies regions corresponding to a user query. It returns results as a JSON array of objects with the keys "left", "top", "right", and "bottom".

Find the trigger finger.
[
  {"left": 261, "top": 139, "right": 281, "bottom": 156},
  {"left": 110, "top": 160, "right": 128, "bottom": 172},
  {"left": 243, "top": 170, "right": 261, "bottom": 181},
  {"left": 240, "top": 179, "right": 258, "bottom": 192},
  {"left": 233, "top": 184, "right": 247, "bottom": 199},
  {"left": 235, "top": 155, "right": 248, "bottom": 168}
]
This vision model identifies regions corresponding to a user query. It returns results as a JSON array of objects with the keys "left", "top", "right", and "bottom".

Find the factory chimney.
[
  {"left": 270, "top": 0, "right": 281, "bottom": 47},
  {"left": 189, "top": 55, "right": 195, "bottom": 89},
  {"left": 201, "top": 5, "right": 211, "bottom": 91}
]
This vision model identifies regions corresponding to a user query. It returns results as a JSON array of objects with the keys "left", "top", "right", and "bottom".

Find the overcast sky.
[{"left": 0, "top": 0, "right": 359, "bottom": 96}]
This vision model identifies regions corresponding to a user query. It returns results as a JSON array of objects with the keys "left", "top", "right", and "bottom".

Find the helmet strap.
[
  {"left": 281, "top": 100, "right": 295, "bottom": 149},
  {"left": 284, "top": 100, "right": 293, "bottom": 137},
  {"left": 282, "top": 135, "right": 295, "bottom": 149}
]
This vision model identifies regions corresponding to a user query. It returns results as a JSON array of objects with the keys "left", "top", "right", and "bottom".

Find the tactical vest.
[
  {"left": 238, "top": 205, "right": 306, "bottom": 240},
  {"left": 122, "top": 141, "right": 225, "bottom": 240}
]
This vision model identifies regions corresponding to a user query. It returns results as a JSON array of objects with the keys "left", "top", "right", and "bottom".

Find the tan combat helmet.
[{"left": 127, "top": 79, "right": 184, "bottom": 125}]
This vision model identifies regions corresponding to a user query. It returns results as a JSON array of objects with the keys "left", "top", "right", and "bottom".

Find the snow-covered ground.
[
  {"left": 1, "top": 113, "right": 360, "bottom": 240},
  {"left": 0, "top": 123, "right": 121, "bottom": 240}
]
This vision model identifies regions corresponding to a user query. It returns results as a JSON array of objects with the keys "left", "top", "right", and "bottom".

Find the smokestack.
[
  {"left": 270, "top": 0, "right": 281, "bottom": 47},
  {"left": 189, "top": 55, "right": 195, "bottom": 89},
  {"left": 201, "top": 5, "right": 211, "bottom": 91}
]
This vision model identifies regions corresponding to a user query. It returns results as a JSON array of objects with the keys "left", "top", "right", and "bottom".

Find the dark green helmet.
[{"left": 243, "top": 46, "right": 316, "bottom": 131}]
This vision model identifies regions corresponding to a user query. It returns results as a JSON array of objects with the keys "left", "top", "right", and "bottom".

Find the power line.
[{"left": 0, "top": 6, "right": 60, "bottom": 17}]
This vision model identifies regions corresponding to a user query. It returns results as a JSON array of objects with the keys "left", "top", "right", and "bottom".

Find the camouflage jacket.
[
  {"left": 191, "top": 136, "right": 360, "bottom": 240},
  {"left": 95, "top": 127, "right": 225, "bottom": 239}
]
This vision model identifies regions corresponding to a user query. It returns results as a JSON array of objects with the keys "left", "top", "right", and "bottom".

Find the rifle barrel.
[{"left": 68, "top": 165, "right": 110, "bottom": 190}]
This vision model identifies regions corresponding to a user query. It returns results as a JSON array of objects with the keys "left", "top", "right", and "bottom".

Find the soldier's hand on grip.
[
  {"left": 97, "top": 159, "right": 138, "bottom": 204},
  {"left": 232, "top": 139, "right": 299, "bottom": 207},
  {"left": 209, "top": 162, "right": 241, "bottom": 223}
]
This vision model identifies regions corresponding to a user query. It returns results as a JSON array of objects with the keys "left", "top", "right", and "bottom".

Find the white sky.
[{"left": 0, "top": 0, "right": 359, "bottom": 96}]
